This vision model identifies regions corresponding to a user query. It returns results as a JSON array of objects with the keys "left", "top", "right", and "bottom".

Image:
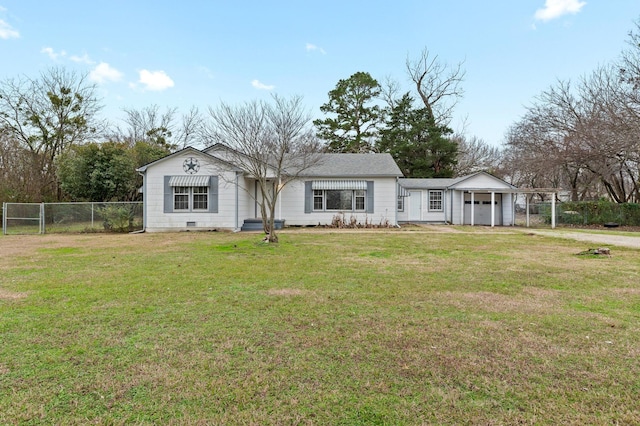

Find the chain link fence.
[
  {"left": 533, "top": 201, "right": 640, "bottom": 227},
  {"left": 2, "top": 202, "right": 143, "bottom": 235}
]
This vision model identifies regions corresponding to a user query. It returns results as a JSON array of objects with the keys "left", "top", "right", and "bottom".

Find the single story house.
[
  {"left": 136, "top": 144, "right": 521, "bottom": 231},
  {"left": 397, "top": 172, "right": 518, "bottom": 226},
  {"left": 136, "top": 144, "right": 403, "bottom": 232}
]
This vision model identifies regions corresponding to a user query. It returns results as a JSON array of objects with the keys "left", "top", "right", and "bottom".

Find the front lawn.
[{"left": 1, "top": 229, "right": 638, "bottom": 424}]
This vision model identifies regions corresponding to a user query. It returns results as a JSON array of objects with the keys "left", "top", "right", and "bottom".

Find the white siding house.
[
  {"left": 137, "top": 144, "right": 521, "bottom": 232},
  {"left": 137, "top": 145, "right": 403, "bottom": 232},
  {"left": 397, "top": 172, "right": 518, "bottom": 226}
]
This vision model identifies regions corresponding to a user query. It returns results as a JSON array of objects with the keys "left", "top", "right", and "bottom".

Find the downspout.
[
  {"left": 442, "top": 187, "right": 447, "bottom": 224},
  {"left": 235, "top": 171, "right": 240, "bottom": 231},
  {"left": 395, "top": 177, "right": 400, "bottom": 227},
  {"left": 448, "top": 187, "right": 453, "bottom": 225}
]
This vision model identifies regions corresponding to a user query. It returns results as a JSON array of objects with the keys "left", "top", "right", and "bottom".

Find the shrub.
[
  {"left": 328, "top": 213, "right": 392, "bottom": 229},
  {"left": 543, "top": 200, "right": 640, "bottom": 226},
  {"left": 99, "top": 205, "right": 137, "bottom": 232}
]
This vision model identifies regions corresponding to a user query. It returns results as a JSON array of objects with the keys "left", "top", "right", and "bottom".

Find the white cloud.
[
  {"left": 70, "top": 53, "right": 94, "bottom": 64},
  {"left": 251, "top": 79, "right": 275, "bottom": 90},
  {"left": 138, "top": 69, "right": 174, "bottom": 91},
  {"left": 0, "top": 18, "right": 19, "bottom": 39},
  {"left": 41, "top": 47, "right": 66, "bottom": 60},
  {"left": 89, "top": 62, "right": 123, "bottom": 84},
  {"left": 534, "top": 0, "right": 586, "bottom": 22},
  {"left": 306, "top": 43, "right": 326, "bottom": 54}
]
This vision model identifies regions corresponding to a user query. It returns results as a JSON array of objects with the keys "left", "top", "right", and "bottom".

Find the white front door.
[{"left": 409, "top": 191, "right": 422, "bottom": 221}]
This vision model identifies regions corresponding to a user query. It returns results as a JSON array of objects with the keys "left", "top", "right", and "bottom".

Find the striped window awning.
[
  {"left": 169, "top": 175, "right": 211, "bottom": 187},
  {"left": 312, "top": 180, "right": 367, "bottom": 190}
]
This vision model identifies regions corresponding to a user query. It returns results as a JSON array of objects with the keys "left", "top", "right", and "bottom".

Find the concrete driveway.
[{"left": 527, "top": 230, "right": 640, "bottom": 249}]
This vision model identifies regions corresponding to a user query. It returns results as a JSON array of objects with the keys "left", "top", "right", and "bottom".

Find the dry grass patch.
[
  {"left": 265, "top": 288, "right": 310, "bottom": 297},
  {"left": 0, "top": 288, "right": 27, "bottom": 300},
  {"left": 442, "top": 288, "right": 563, "bottom": 315}
]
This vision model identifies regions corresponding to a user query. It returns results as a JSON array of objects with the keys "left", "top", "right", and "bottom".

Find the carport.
[
  {"left": 516, "top": 188, "right": 560, "bottom": 229},
  {"left": 460, "top": 188, "right": 559, "bottom": 228}
]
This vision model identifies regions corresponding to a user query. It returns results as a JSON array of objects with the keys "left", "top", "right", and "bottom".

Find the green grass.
[{"left": 1, "top": 229, "right": 639, "bottom": 425}]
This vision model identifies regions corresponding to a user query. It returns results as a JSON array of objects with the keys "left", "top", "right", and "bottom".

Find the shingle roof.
[
  {"left": 301, "top": 153, "right": 403, "bottom": 177},
  {"left": 398, "top": 172, "right": 518, "bottom": 190},
  {"left": 398, "top": 177, "right": 462, "bottom": 189}
]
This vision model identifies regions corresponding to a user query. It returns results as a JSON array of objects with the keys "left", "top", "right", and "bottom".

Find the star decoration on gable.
[{"left": 183, "top": 157, "right": 200, "bottom": 174}]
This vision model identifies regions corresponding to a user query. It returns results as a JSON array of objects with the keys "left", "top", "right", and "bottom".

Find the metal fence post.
[{"left": 40, "top": 203, "right": 45, "bottom": 234}]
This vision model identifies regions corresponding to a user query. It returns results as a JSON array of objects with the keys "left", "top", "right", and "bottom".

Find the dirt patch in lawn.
[
  {"left": 443, "top": 287, "right": 563, "bottom": 315},
  {"left": 266, "top": 288, "right": 312, "bottom": 297},
  {"left": 0, "top": 288, "right": 28, "bottom": 300}
]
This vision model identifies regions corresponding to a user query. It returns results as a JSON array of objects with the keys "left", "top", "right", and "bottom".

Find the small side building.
[{"left": 397, "top": 171, "right": 518, "bottom": 226}]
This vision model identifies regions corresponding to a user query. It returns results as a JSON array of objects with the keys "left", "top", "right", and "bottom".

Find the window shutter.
[
  {"left": 209, "top": 176, "right": 219, "bottom": 213},
  {"left": 163, "top": 176, "right": 173, "bottom": 213},
  {"left": 366, "top": 181, "right": 374, "bottom": 213},
  {"left": 304, "top": 181, "right": 312, "bottom": 213}
]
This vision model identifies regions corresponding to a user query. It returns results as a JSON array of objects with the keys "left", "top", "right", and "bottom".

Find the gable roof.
[
  {"left": 136, "top": 146, "right": 243, "bottom": 173},
  {"left": 448, "top": 171, "right": 517, "bottom": 190},
  {"left": 399, "top": 171, "right": 517, "bottom": 190},
  {"left": 301, "top": 153, "right": 403, "bottom": 177},
  {"left": 138, "top": 144, "right": 403, "bottom": 178},
  {"left": 398, "top": 177, "right": 461, "bottom": 189}
]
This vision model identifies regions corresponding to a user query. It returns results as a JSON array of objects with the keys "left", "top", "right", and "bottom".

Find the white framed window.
[
  {"left": 313, "top": 189, "right": 366, "bottom": 212},
  {"left": 192, "top": 186, "right": 209, "bottom": 210},
  {"left": 355, "top": 190, "right": 365, "bottom": 211},
  {"left": 174, "top": 186, "right": 208, "bottom": 211},
  {"left": 428, "top": 190, "right": 443, "bottom": 211},
  {"left": 397, "top": 196, "right": 404, "bottom": 212},
  {"left": 174, "top": 186, "right": 189, "bottom": 210},
  {"left": 313, "top": 190, "right": 324, "bottom": 210}
]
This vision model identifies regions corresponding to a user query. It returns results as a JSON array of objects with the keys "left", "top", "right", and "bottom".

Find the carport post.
[
  {"left": 490, "top": 191, "right": 495, "bottom": 227},
  {"left": 526, "top": 194, "right": 530, "bottom": 228},
  {"left": 470, "top": 192, "right": 475, "bottom": 226}
]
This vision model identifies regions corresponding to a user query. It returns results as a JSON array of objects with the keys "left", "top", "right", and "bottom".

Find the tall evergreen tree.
[
  {"left": 314, "top": 72, "right": 382, "bottom": 153},
  {"left": 378, "top": 93, "right": 457, "bottom": 178}
]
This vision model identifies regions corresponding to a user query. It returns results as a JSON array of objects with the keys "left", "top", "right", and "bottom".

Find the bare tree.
[
  {"left": 202, "top": 95, "right": 323, "bottom": 242},
  {"left": 0, "top": 67, "right": 104, "bottom": 201},
  {"left": 175, "top": 106, "right": 204, "bottom": 149},
  {"left": 119, "top": 104, "right": 177, "bottom": 148},
  {"left": 406, "top": 48, "right": 465, "bottom": 126},
  {"left": 379, "top": 75, "right": 402, "bottom": 110},
  {"left": 505, "top": 65, "right": 640, "bottom": 203},
  {"left": 620, "top": 18, "right": 640, "bottom": 93},
  {"left": 502, "top": 119, "right": 571, "bottom": 201},
  {"left": 0, "top": 127, "right": 31, "bottom": 202},
  {"left": 452, "top": 134, "right": 502, "bottom": 176},
  {"left": 503, "top": 19, "right": 640, "bottom": 204}
]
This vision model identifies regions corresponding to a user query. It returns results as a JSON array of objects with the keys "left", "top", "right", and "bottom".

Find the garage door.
[{"left": 463, "top": 193, "right": 502, "bottom": 225}]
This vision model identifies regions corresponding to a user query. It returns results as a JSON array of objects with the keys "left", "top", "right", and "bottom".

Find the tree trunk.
[{"left": 267, "top": 196, "right": 279, "bottom": 243}]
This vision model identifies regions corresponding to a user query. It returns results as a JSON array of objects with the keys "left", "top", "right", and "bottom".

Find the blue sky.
[{"left": 1, "top": 0, "right": 639, "bottom": 147}]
